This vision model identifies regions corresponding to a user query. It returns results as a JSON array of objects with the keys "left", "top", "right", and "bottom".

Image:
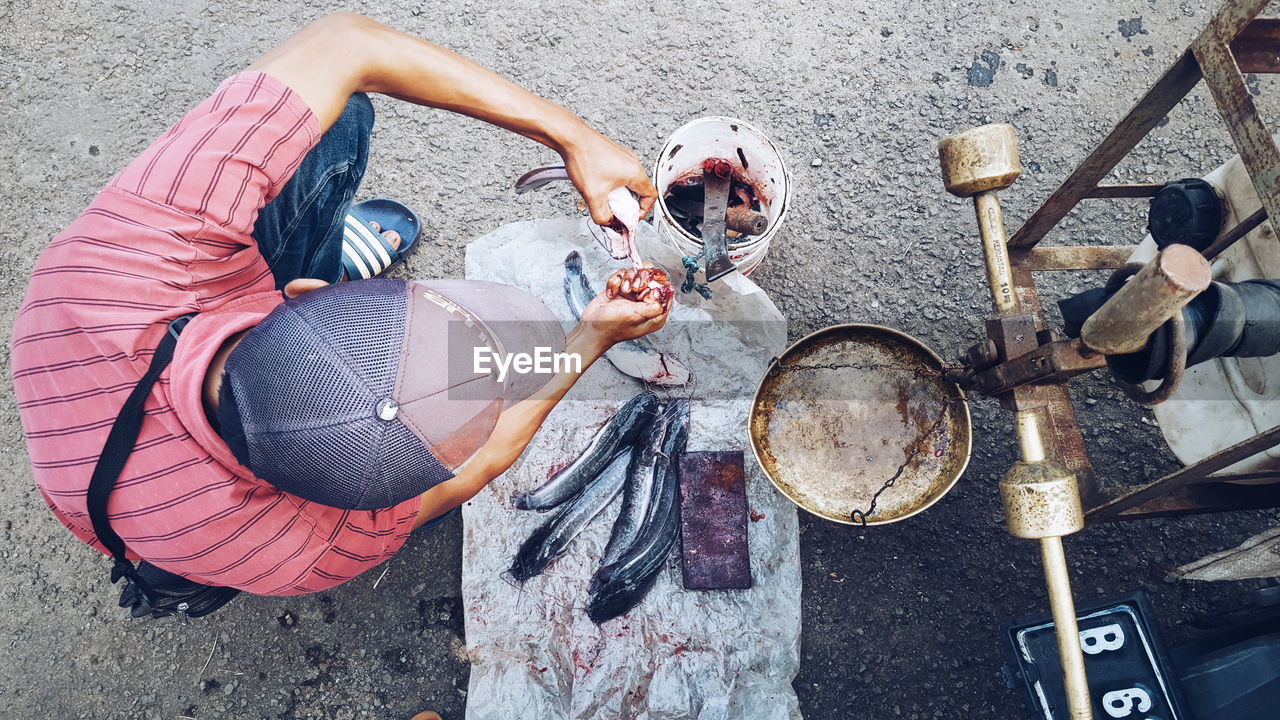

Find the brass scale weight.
[
  {"left": 935, "top": 123, "right": 1213, "bottom": 718},
  {"left": 938, "top": 125, "right": 1095, "bottom": 720}
]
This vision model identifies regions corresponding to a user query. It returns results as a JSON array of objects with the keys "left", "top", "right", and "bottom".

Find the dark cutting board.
[{"left": 678, "top": 450, "right": 752, "bottom": 590}]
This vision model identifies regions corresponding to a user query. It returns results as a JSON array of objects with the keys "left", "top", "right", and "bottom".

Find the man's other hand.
[
  {"left": 578, "top": 271, "right": 672, "bottom": 350},
  {"left": 561, "top": 131, "right": 658, "bottom": 226}
]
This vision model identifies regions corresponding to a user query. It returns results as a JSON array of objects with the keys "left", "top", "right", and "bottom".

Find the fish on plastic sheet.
[
  {"left": 508, "top": 450, "right": 632, "bottom": 582},
  {"left": 590, "top": 398, "right": 684, "bottom": 592},
  {"left": 512, "top": 392, "right": 660, "bottom": 510},
  {"left": 588, "top": 399, "right": 689, "bottom": 623},
  {"left": 563, "top": 250, "right": 690, "bottom": 386}
]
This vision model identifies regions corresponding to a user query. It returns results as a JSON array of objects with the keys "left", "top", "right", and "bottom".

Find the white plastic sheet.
[{"left": 460, "top": 218, "right": 801, "bottom": 720}]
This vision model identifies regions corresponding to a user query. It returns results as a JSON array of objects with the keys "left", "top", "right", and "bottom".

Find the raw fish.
[
  {"left": 513, "top": 392, "right": 659, "bottom": 510},
  {"left": 509, "top": 451, "right": 632, "bottom": 582}
]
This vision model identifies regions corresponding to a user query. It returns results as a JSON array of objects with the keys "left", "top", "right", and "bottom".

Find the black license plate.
[{"left": 1003, "top": 592, "right": 1184, "bottom": 720}]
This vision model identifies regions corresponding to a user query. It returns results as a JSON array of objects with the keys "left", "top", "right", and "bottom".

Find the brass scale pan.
[{"left": 749, "top": 324, "right": 972, "bottom": 525}]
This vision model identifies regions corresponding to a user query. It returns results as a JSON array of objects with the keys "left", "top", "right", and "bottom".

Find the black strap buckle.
[
  {"left": 168, "top": 313, "right": 196, "bottom": 341},
  {"left": 110, "top": 559, "right": 139, "bottom": 585}
]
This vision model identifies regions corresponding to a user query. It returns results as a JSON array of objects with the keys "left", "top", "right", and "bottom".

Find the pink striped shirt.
[{"left": 11, "top": 72, "right": 421, "bottom": 595}]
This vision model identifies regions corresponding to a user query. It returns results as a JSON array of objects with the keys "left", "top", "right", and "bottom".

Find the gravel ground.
[{"left": 3, "top": 1, "right": 1279, "bottom": 719}]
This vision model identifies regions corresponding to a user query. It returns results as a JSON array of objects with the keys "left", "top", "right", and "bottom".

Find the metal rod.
[
  {"left": 1016, "top": 409, "right": 1046, "bottom": 462},
  {"left": 1091, "top": 480, "right": 1280, "bottom": 521},
  {"left": 1087, "top": 423, "right": 1280, "bottom": 520},
  {"left": 1086, "top": 183, "right": 1165, "bottom": 198},
  {"left": 1193, "top": 32, "right": 1280, "bottom": 231},
  {"left": 1203, "top": 205, "right": 1267, "bottom": 260},
  {"left": 1041, "top": 536, "right": 1093, "bottom": 720},
  {"left": 1013, "top": 409, "right": 1093, "bottom": 720},
  {"left": 975, "top": 192, "right": 1019, "bottom": 314},
  {"left": 1232, "top": 17, "right": 1280, "bottom": 73},
  {"left": 1008, "top": 50, "right": 1203, "bottom": 248},
  {"left": 1079, "top": 244, "right": 1211, "bottom": 355},
  {"left": 1015, "top": 245, "right": 1133, "bottom": 271},
  {"left": 1206, "top": 470, "right": 1280, "bottom": 483}
]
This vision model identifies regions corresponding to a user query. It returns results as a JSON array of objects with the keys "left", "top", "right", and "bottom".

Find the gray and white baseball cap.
[{"left": 217, "top": 278, "right": 565, "bottom": 510}]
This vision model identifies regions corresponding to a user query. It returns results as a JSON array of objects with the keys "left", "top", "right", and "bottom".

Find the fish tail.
[{"left": 511, "top": 492, "right": 532, "bottom": 510}]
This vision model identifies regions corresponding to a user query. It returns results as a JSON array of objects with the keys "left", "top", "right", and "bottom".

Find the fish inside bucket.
[{"left": 653, "top": 117, "right": 791, "bottom": 276}]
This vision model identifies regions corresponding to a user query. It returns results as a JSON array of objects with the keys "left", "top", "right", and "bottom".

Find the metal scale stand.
[{"left": 939, "top": 1, "right": 1280, "bottom": 718}]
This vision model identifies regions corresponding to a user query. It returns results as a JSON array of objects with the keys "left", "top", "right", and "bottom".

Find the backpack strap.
[{"left": 86, "top": 314, "right": 194, "bottom": 592}]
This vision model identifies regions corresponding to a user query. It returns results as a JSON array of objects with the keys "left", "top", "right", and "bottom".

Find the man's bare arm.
[
  {"left": 411, "top": 326, "right": 606, "bottom": 526},
  {"left": 248, "top": 13, "right": 656, "bottom": 221},
  {"left": 412, "top": 281, "right": 670, "bottom": 527}
]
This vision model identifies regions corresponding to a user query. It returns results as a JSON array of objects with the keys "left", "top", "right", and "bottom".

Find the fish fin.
[
  {"left": 563, "top": 254, "right": 583, "bottom": 322},
  {"left": 563, "top": 250, "right": 597, "bottom": 322}
]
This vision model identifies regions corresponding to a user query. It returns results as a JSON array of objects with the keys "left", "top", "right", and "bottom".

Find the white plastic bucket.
[{"left": 652, "top": 117, "right": 791, "bottom": 276}]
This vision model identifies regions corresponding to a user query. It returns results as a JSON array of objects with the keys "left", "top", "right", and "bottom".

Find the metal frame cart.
[{"left": 940, "top": 1, "right": 1280, "bottom": 717}]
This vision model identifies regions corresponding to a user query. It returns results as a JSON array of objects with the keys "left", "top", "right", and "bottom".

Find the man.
[{"left": 10, "top": 13, "right": 668, "bottom": 610}]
